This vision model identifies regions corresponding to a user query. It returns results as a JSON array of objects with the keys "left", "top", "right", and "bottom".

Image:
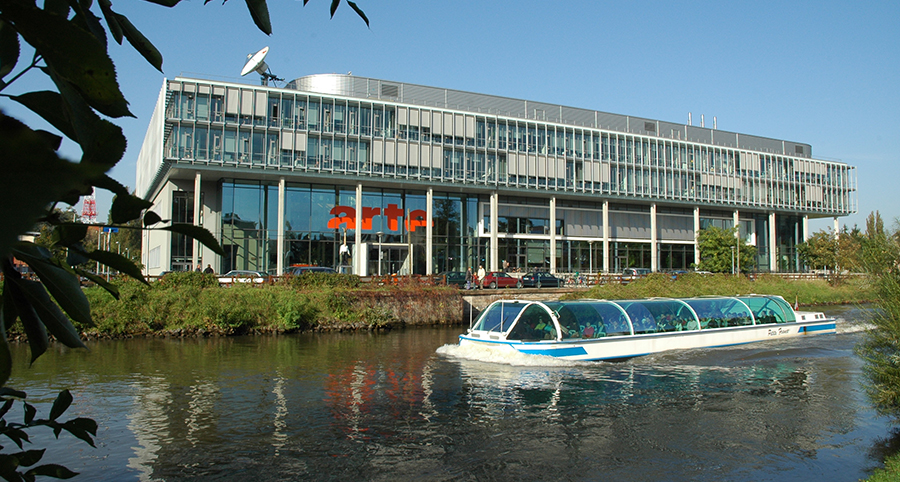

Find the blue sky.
[{"left": 6, "top": 0, "right": 898, "bottom": 233}]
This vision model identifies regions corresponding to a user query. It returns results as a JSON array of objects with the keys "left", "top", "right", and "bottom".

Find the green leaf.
[
  {"left": 329, "top": 0, "right": 339, "bottom": 18},
  {"left": 0, "top": 388, "right": 26, "bottom": 399},
  {"left": 60, "top": 419, "right": 96, "bottom": 448},
  {"left": 48, "top": 390, "right": 72, "bottom": 421},
  {"left": 161, "top": 223, "right": 225, "bottom": 256},
  {"left": 9, "top": 91, "right": 76, "bottom": 141},
  {"left": 69, "top": 2, "right": 109, "bottom": 49},
  {"left": 11, "top": 277, "right": 85, "bottom": 353},
  {"left": 0, "top": 114, "right": 94, "bottom": 261},
  {"left": 13, "top": 243, "right": 93, "bottom": 329},
  {"left": 0, "top": 20, "right": 19, "bottom": 82},
  {"left": 142, "top": 0, "right": 182, "bottom": 6},
  {"left": 72, "top": 267, "right": 119, "bottom": 300},
  {"left": 244, "top": 0, "right": 272, "bottom": 35},
  {"left": 110, "top": 193, "right": 152, "bottom": 224},
  {"left": 143, "top": 211, "right": 162, "bottom": 226},
  {"left": 0, "top": 400, "right": 13, "bottom": 419},
  {"left": 42, "top": 0, "right": 70, "bottom": 18},
  {"left": 13, "top": 449, "right": 44, "bottom": 469},
  {"left": 42, "top": 68, "right": 128, "bottom": 168},
  {"left": 5, "top": 426, "right": 31, "bottom": 449},
  {"left": 346, "top": 1, "right": 370, "bottom": 27},
  {"left": 4, "top": 3, "right": 132, "bottom": 118},
  {"left": 25, "top": 464, "right": 78, "bottom": 480},
  {"left": 51, "top": 223, "right": 89, "bottom": 248},
  {"left": 23, "top": 403, "right": 35, "bottom": 425},
  {"left": 97, "top": 0, "right": 124, "bottom": 45},
  {"left": 3, "top": 276, "right": 49, "bottom": 365},
  {"left": 91, "top": 174, "right": 130, "bottom": 197},
  {"left": 114, "top": 12, "right": 163, "bottom": 72},
  {"left": 0, "top": 453, "right": 21, "bottom": 480},
  {"left": 73, "top": 247, "right": 148, "bottom": 286}
]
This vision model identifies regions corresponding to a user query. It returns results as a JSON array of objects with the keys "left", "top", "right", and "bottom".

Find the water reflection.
[{"left": 5, "top": 306, "right": 890, "bottom": 481}]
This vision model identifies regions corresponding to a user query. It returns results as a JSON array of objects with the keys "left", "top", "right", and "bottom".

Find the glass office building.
[{"left": 136, "top": 74, "right": 857, "bottom": 276}]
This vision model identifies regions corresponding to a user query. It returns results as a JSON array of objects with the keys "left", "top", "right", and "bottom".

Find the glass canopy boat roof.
[{"left": 470, "top": 295, "right": 802, "bottom": 342}]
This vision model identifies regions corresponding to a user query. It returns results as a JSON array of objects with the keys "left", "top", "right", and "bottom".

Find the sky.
[{"left": 6, "top": 0, "right": 899, "bottom": 233}]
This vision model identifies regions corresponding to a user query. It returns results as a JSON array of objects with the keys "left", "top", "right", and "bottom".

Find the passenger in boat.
[{"left": 604, "top": 317, "right": 630, "bottom": 336}]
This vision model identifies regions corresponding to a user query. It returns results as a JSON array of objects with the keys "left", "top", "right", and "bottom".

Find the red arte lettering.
[
  {"left": 407, "top": 209, "right": 428, "bottom": 232},
  {"left": 326, "top": 205, "right": 432, "bottom": 232},
  {"left": 361, "top": 207, "right": 381, "bottom": 230},
  {"left": 383, "top": 203, "right": 404, "bottom": 231},
  {"left": 327, "top": 206, "right": 356, "bottom": 229}
]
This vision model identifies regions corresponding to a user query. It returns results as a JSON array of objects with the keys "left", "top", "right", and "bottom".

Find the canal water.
[{"left": 6, "top": 305, "right": 895, "bottom": 481}]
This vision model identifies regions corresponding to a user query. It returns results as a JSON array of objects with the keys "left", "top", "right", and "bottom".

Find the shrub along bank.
[
  {"left": 75, "top": 272, "right": 462, "bottom": 338},
  {"left": 566, "top": 272, "right": 875, "bottom": 306}
]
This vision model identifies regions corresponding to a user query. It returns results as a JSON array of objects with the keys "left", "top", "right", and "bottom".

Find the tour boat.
[{"left": 458, "top": 295, "right": 836, "bottom": 361}]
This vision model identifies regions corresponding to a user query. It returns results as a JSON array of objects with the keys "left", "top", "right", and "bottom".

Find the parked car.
[
  {"left": 438, "top": 271, "right": 467, "bottom": 288},
  {"left": 622, "top": 267, "right": 650, "bottom": 278},
  {"left": 480, "top": 271, "right": 522, "bottom": 289},
  {"left": 287, "top": 266, "right": 337, "bottom": 276},
  {"left": 219, "top": 270, "right": 267, "bottom": 284},
  {"left": 521, "top": 272, "right": 564, "bottom": 288}
]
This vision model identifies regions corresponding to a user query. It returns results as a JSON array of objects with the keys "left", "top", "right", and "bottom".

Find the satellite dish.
[{"left": 240, "top": 46, "right": 283, "bottom": 86}]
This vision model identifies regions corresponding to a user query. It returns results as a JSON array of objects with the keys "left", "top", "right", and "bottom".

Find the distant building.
[{"left": 136, "top": 74, "right": 857, "bottom": 276}]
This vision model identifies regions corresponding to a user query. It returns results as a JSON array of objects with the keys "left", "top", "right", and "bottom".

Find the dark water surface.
[{"left": 7, "top": 305, "right": 895, "bottom": 481}]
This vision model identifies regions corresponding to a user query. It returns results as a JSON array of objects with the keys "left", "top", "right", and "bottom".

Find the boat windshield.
[
  {"left": 506, "top": 304, "right": 558, "bottom": 340},
  {"left": 683, "top": 298, "right": 754, "bottom": 329},
  {"left": 473, "top": 302, "right": 527, "bottom": 333},
  {"left": 737, "top": 296, "right": 795, "bottom": 324}
]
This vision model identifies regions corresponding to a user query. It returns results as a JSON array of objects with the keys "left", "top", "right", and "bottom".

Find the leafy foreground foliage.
[
  {"left": 568, "top": 272, "right": 875, "bottom": 305},
  {"left": 1, "top": 0, "right": 367, "bottom": 478},
  {"left": 855, "top": 213, "right": 900, "bottom": 417},
  {"left": 0, "top": 388, "right": 96, "bottom": 482}
]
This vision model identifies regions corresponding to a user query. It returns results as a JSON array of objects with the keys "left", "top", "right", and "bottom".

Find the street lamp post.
[
  {"left": 731, "top": 246, "right": 736, "bottom": 275},
  {"left": 376, "top": 231, "right": 384, "bottom": 277}
]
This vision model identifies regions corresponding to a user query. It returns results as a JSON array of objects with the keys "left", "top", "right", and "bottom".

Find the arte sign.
[{"left": 327, "top": 203, "right": 430, "bottom": 232}]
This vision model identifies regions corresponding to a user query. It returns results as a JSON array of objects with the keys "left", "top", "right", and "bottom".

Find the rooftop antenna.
[{"left": 241, "top": 46, "right": 283, "bottom": 86}]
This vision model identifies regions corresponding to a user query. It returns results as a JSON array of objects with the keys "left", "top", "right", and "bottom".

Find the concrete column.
[
  {"left": 602, "top": 200, "right": 610, "bottom": 273},
  {"left": 490, "top": 191, "right": 499, "bottom": 272},
  {"left": 550, "top": 196, "right": 557, "bottom": 274},
  {"left": 355, "top": 183, "right": 363, "bottom": 275},
  {"left": 277, "top": 177, "right": 285, "bottom": 275},
  {"left": 769, "top": 212, "right": 777, "bottom": 272},
  {"left": 693, "top": 207, "right": 701, "bottom": 267},
  {"left": 192, "top": 172, "right": 201, "bottom": 271},
  {"left": 833, "top": 216, "right": 839, "bottom": 239},
  {"left": 426, "top": 187, "right": 433, "bottom": 275},
  {"left": 802, "top": 215, "right": 809, "bottom": 242},
  {"left": 650, "top": 203, "right": 657, "bottom": 272}
]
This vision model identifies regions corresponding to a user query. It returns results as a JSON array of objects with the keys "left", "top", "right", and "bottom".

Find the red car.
[{"left": 480, "top": 271, "right": 523, "bottom": 289}]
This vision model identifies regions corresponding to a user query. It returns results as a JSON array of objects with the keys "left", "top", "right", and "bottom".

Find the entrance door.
[{"left": 368, "top": 244, "right": 409, "bottom": 276}]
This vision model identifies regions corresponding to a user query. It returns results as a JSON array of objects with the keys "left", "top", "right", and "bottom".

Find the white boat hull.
[{"left": 459, "top": 317, "right": 836, "bottom": 361}]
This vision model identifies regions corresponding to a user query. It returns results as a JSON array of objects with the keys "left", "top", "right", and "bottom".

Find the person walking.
[
  {"left": 477, "top": 265, "right": 486, "bottom": 290},
  {"left": 465, "top": 267, "right": 474, "bottom": 290},
  {"left": 203, "top": 264, "right": 214, "bottom": 274}
]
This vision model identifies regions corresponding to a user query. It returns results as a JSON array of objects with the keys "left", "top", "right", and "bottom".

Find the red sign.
[{"left": 327, "top": 204, "right": 430, "bottom": 232}]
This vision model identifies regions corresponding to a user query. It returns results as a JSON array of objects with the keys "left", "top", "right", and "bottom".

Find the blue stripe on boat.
[
  {"left": 804, "top": 323, "right": 836, "bottom": 333},
  {"left": 518, "top": 346, "right": 588, "bottom": 357}
]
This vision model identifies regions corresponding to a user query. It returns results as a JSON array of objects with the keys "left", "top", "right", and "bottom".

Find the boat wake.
[
  {"left": 835, "top": 318, "right": 873, "bottom": 335},
  {"left": 436, "top": 343, "right": 594, "bottom": 367}
]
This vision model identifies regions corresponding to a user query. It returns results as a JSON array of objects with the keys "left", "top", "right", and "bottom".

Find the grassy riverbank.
[
  {"left": 4, "top": 272, "right": 873, "bottom": 339},
  {"left": 567, "top": 273, "right": 875, "bottom": 306},
  {"left": 76, "top": 272, "right": 461, "bottom": 338}
]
